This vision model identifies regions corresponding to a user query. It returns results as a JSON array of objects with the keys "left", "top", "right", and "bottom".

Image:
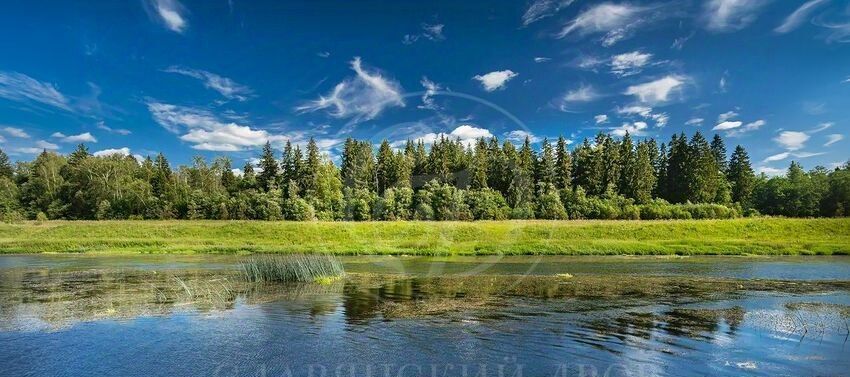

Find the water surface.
[{"left": 1, "top": 255, "right": 848, "bottom": 376}]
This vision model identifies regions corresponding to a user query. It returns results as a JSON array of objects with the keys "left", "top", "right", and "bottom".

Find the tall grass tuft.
[{"left": 239, "top": 254, "right": 345, "bottom": 283}]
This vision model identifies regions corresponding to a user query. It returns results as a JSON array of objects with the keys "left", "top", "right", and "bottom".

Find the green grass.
[
  {"left": 0, "top": 218, "right": 849, "bottom": 255},
  {"left": 239, "top": 254, "right": 345, "bottom": 283}
]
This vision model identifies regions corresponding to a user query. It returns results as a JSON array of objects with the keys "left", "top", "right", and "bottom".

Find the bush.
[
  {"left": 283, "top": 197, "right": 316, "bottom": 221},
  {"left": 35, "top": 211, "right": 49, "bottom": 223}
]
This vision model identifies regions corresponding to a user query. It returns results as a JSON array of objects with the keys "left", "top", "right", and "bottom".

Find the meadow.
[{"left": 1, "top": 218, "right": 848, "bottom": 255}]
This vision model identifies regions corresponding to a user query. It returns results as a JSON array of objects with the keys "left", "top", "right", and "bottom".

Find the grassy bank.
[{"left": 0, "top": 218, "right": 848, "bottom": 255}]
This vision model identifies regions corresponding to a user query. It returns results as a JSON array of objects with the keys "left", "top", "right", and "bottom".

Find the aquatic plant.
[{"left": 239, "top": 254, "right": 345, "bottom": 283}]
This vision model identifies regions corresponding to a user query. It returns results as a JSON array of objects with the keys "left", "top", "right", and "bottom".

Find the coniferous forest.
[{"left": 1, "top": 131, "right": 849, "bottom": 222}]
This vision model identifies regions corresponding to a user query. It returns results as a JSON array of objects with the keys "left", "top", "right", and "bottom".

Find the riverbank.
[{"left": 1, "top": 218, "right": 848, "bottom": 255}]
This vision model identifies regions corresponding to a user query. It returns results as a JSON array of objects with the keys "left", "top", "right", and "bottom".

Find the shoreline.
[{"left": 2, "top": 218, "right": 848, "bottom": 255}]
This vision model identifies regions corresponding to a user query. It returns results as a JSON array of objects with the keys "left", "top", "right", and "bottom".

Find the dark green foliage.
[{"left": 0, "top": 131, "right": 845, "bottom": 221}]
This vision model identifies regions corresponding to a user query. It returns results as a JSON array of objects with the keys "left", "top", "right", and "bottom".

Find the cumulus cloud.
[
  {"left": 93, "top": 147, "right": 130, "bottom": 157},
  {"left": 557, "top": 3, "right": 658, "bottom": 46},
  {"left": 713, "top": 121, "right": 743, "bottom": 131},
  {"left": 825, "top": 134, "right": 843, "bottom": 146},
  {"left": 610, "top": 51, "right": 652, "bottom": 77},
  {"left": 775, "top": 131, "right": 810, "bottom": 150},
  {"left": 0, "top": 71, "right": 71, "bottom": 111},
  {"left": 96, "top": 121, "right": 131, "bottom": 135},
  {"left": 164, "top": 66, "right": 253, "bottom": 101},
  {"left": 297, "top": 57, "right": 404, "bottom": 122},
  {"left": 775, "top": 0, "right": 830, "bottom": 33},
  {"left": 624, "top": 75, "right": 686, "bottom": 104},
  {"left": 51, "top": 132, "right": 97, "bottom": 143},
  {"left": 611, "top": 121, "right": 649, "bottom": 137},
  {"left": 148, "top": 0, "right": 188, "bottom": 33},
  {"left": 2, "top": 126, "right": 30, "bottom": 138},
  {"left": 404, "top": 125, "right": 494, "bottom": 147},
  {"left": 473, "top": 70, "right": 518, "bottom": 92},
  {"left": 522, "top": 0, "right": 575, "bottom": 26},
  {"left": 704, "top": 0, "right": 769, "bottom": 32},
  {"left": 595, "top": 114, "right": 609, "bottom": 124}
]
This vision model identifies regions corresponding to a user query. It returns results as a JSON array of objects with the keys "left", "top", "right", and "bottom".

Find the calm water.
[{"left": 1, "top": 255, "right": 849, "bottom": 377}]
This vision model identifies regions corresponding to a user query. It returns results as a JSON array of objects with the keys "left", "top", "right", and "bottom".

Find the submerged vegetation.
[
  {"left": 1, "top": 218, "right": 848, "bottom": 255},
  {"left": 239, "top": 254, "right": 344, "bottom": 283}
]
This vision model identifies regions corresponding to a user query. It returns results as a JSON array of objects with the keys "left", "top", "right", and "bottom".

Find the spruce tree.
[
  {"left": 535, "top": 138, "right": 556, "bottom": 187},
  {"left": 728, "top": 145, "right": 755, "bottom": 206},
  {"left": 302, "top": 138, "right": 322, "bottom": 196},
  {"left": 0, "top": 148, "right": 14, "bottom": 179},
  {"left": 257, "top": 141, "right": 280, "bottom": 192},
  {"left": 710, "top": 134, "right": 728, "bottom": 173},
  {"left": 555, "top": 136, "right": 572, "bottom": 191},
  {"left": 470, "top": 138, "right": 489, "bottom": 190},
  {"left": 632, "top": 141, "right": 657, "bottom": 204},
  {"left": 571, "top": 139, "right": 595, "bottom": 192},
  {"left": 617, "top": 132, "right": 635, "bottom": 197}
]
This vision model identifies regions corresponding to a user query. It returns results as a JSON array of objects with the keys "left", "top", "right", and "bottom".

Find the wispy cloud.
[
  {"left": 534, "top": 57, "right": 552, "bottom": 63},
  {"left": 726, "top": 120, "right": 765, "bottom": 137},
  {"left": 317, "top": 51, "right": 331, "bottom": 58},
  {"left": 505, "top": 129, "right": 541, "bottom": 143},
  {"left": 297, "top": 57, "right": 404, "bottom": 123},
  {"left": 473, "top": 70, "right": 518, "bottom": 92},
  {"left": 616, "top": 105, "right": 668, "bottom": 128},
  {"left": 611, "top": 121, "right": 649, "bottom": 137},
  {"left": 610, "top": 51, "right": 653, "bottom": 77},
  {"left": 0, "top": 71, "right": 71, "bottom": 111},
  {"left": 418, "top": 77, "right": 442, "bottom": 110},
  {"left": 624, "top": 75, "right": 687, "bottom": 104},
  {"left": 147, "top": 0, "right": 188, "bottom": 33},
  {"left": 51, "top": 132, "right": 97, "bottom": 143},
  {"left": 704, "top": 0, "right": 769, "bottom": 32},
  {"left": 2, "top": 126, "right": 31, "bottom": 138},
  {"left": 685, "top": 118, "right": 704, "bottom": 126},
  {"left": 12, "top": 140, "right": 60, "bottom": 154},
  {"left": 402, "top": 23, "right": 445, "bottom": 44},
  {"left": 763, "top": 151, "right": 825, "bottom": 163},
  {"left": 96, "top": 121, "right": 131, "bottom": 136},
  {"left": 522, "top": 0, "right": 576, "bottom": 26},
  {"left": 164, "top": 66, "right": 253, "bottom": 101},
  {"left": 557, "top": 3, "right": 662, "bottom": 46},
  {"left": 563, "top": 84, "right": 599, "bottom": 102},
  {"left": 594, "top": 114, "right": 609, "bottom": 124},
  {"left": 775, "top": 0, "right": 830, "bottom": 33},
  {"left": 825, "top": 133, "right": 843, "bottom": 146}
]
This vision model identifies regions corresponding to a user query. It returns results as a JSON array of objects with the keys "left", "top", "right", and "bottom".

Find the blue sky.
[{"left": 0, "top": 0, "right": 848, "bottom": 175}]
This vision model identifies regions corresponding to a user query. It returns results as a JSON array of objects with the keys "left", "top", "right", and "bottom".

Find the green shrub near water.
[{"left": 240, "top": 254, "right": 344, "bottom": 283}]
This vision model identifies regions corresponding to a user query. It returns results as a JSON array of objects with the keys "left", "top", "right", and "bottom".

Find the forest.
[{"left": 1, "top": 131, "right": 848, "bottom": 222}]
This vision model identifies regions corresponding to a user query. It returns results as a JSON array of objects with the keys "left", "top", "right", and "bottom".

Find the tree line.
[{"left": 1, "top": 130, "right": 848, "bottom": 222}]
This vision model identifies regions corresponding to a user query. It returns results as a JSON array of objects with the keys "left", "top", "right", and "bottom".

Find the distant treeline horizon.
[{"left": 1, "top": 131, "right": 848, "bottom": 221}]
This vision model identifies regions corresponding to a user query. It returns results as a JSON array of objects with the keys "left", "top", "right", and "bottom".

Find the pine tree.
[
  {"left": 665, "top": 134, "right": 690, "bottom": 203},
  {"left": 687, "top": 132, "right": 723, "bottom": 203},
  {"left": 655, "top": 142, "right": 668, "bottom": 199},
  {"left": 487, "top": 137, "right": 507, "bottom": 194},
  {"left": 151, "top": 153, "right": 172, "bottom": 198},
  {"left": 571, "top": 139, "right": 595, "bottom": 192},
  {"left": 301, "top": 138, "right": 322, "bottom": 197},
  {"left": 0, "top": 148, "right": 14, "bottom": 179},
  {"left": 507, "top": 137, "right": 535, "bottom": 207},
  {"left": 728, "top": 145, "right": 755, "bottom": 206},
  {"left": 257, "top": 141, "right": 279, "bottom": 192},
  {"left": 632, "top": 141, "right": 657, "bottom": 204},
  {"left": 67, "top": 144, "right": 90, "bottom": 166},
  {"left": 555, "top": 136, "right": 572, "bottom": 191}
]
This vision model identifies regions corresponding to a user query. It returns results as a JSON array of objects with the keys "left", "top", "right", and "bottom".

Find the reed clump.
[{"left": 239, "top": 254, "right": 345, "bottom": 283}]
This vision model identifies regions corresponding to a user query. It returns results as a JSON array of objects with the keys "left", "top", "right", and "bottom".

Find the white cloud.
[
  {"left": 825, "top": 134, "right": 843, "bottom": 146},
  {"left": 473, "top": 70, "right": 518, "bottom": 92},
  {"left": 317, "top": 51, "right": 331, "bottom": 58},
  {"left": 758, "top": 166, "right": 786, "bottom": 176},
  {"left": 403, "top": 23, "right": 445, "bottom": 44},
  {"left": 405, "top": 125, "right": 494, "bottom": 147},
  {"left": 651, "top": 113, "right": 669, "bottom": 128},
  {"left": 0, "top": 135, "right": 4, "bottom": 143},
  {"left": 298, "top": 57, "right": 404, "bottom": 122},
  {"left": 150, "top": 0, "right": 188, "bottom": 33},
  {"left": 563, "top": 84, "right": 598, "bottom": 102},
  {"left": 726, "top": 119, "right": 766, "bottom": 137},
  {"left": 775, "top": 0, "right": 829, "bottom": 34},
  {"left": 164, "top": 66, "right": 253, "bottom": 101},
  {"left": 418, "top": 77, "right": 442, "bottom": 110},
  {"left": 594, "top": 114, "right": 609, "bottom": 124},
  {"left": 51, "top": 132, "right": 97, "bottom": 143},
  {"left": 611, "top": 121, "right": 649, "bottom": 137},
  {"left": 93, "top": 147, "right": 131, "bottom": 157},
  {"left": 0, "top": 71, "right": 71, "bottom": 111},
  {"left": 811, "top": 122, "right": 833, "bottom": 132},
  {"left": 713, "top": 121, "right": 743, "bottom": 131},
  {"left": 775, "top": 131, "right": 810, "bottom": 151},
  {"left": 843, "top": 76, "right": 850, "bottom": 83},
  {"left": 617, "top": 105, "right": 653, "bottom": 118},
  {"left": 685, "top": 118, "right": 704, "bottom": 126},
  {"left": 763, "top": 152, "right": 790, "bottom": 162},
  {"left": 717, "top": 110, "right": 739, "bottom": 122},
  {"left": 610, "top": 51, "right": 652, "bottom": 77},
  {"left": 2, "top": 127, "right": 30, "bottom": 138},
  {"left": 704, "top": 0, "right": 769, "bottom": 32},
  {"left": 557, "top": 3, "right": 651, "bottom": 46},
  {"left": 505, "top": 130, "right": 541, "bottom": 143},
  {"left": 624, "top": 75, "right": 686, "bottom": 104},
  {"left": 534, "top": 57, "right": 552, "bottom": 63},
  {"left": 522, "top": 0, "right": 575, "bottom": 26},
  {"left": 36, "top": 140, "right": 59, "bottom": 150},
  {"left": 576, "top": 55, "right": 606, "bottom": 70},
  {"left": 96, "top": 121, "right": 131, "bottom": 135}
]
